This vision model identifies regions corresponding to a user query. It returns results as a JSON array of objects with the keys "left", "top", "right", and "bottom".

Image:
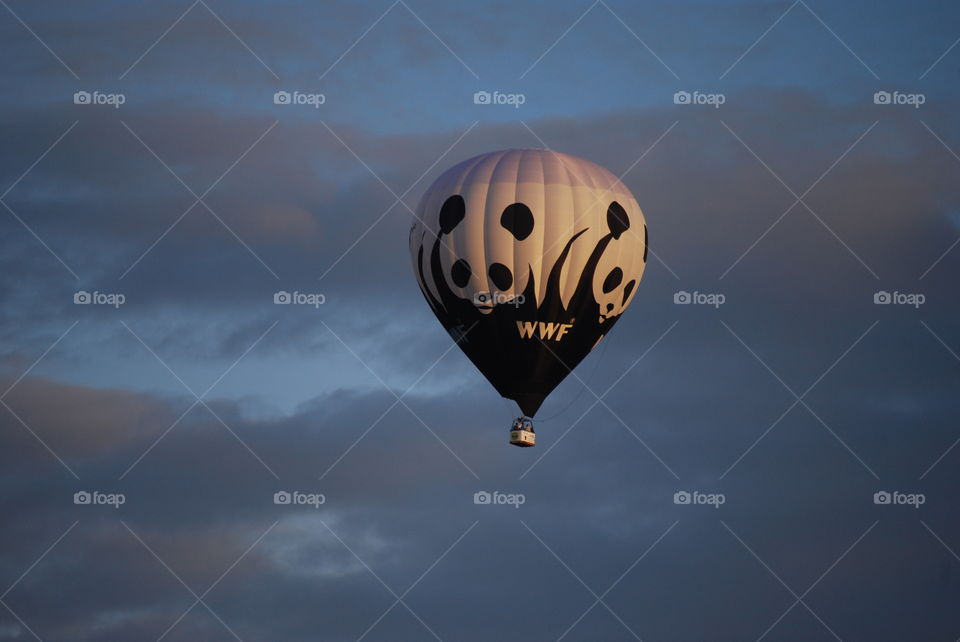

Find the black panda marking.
[
  {"left": 500, "top": 203, "right": 534, "bottom": 240},
  {"left": 643, "top": 224, "right": 648, "bottom": 263},
  {"left": 607, "top": 201, "right": 629, "bottom": 239},
  {"left": 439, "top": 195, "right": 465, "bottom": 234},
  {"left": 622, "top": 279, "right": 636, "bottom": 305},
  {"left": 419, "top": 190, "right": 641, "bottom": 418},
  {"left": 451, "top": 259, "right": 471, "bottom": 287},
  {"left": 602, "top": 267, "right": 623, "bottom": 293},
  {"left": 489, "top": 262, "right": 513, "bottom": 290}
]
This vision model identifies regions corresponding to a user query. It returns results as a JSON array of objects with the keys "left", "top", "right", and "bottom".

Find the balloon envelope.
[{"left": 410, "top": 149, "right": 648, "bottom": 417}]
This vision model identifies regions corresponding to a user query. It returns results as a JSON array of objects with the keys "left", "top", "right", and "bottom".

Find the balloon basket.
[
  {"left": 509, "top": 418, "right": 536, "bottom": 447},
  {"left": 509, "top": 430, "right": 536, "bottom": 447}
]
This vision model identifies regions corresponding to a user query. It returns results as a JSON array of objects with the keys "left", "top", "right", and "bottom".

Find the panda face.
[
  {"left": 596, "top": 262, "right": 639, "bottom": 323},
  {"left": 440, "top": 200, "right": 538, "bottom": 312}
]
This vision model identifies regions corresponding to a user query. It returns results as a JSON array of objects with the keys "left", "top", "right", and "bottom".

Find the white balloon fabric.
[{"left": 410, "top": 148, "right": 648, "bottom": 417}]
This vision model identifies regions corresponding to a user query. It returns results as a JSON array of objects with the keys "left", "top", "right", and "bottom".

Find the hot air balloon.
[{"left": 409, "top": 149, "right": 648, "bottom": 446}]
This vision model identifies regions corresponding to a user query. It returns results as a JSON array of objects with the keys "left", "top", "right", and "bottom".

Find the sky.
[{"left": 1, "top": 0, "right": 959, "bottom": 640}]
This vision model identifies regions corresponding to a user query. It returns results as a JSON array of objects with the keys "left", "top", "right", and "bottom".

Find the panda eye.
[
  {"left": 602, "top": 267, "right": 623, "bottom": 293},
  {"left": 642, "top": 224, "right": 648, "bottom": 263},
  {"left": 500, "top": 203, "right": 534, "bottom": 240},
  {"left": 488, "top": 262, "right": 513, "bottom": 290},
  {"left": 451, "top": 258, "right": 471, "bottom": 287}
]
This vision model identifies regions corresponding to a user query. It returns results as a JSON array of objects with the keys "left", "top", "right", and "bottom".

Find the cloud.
[{"left": 2, "top": 0, "right": 960, "bottom": 639}]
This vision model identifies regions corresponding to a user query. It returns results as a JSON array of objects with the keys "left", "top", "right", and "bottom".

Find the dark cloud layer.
[{"left": 1, "top": 1, "right": 959, "bottom": 640}]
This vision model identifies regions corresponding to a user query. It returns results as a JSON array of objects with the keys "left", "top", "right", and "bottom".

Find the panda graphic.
[{"left": 410, "top": 149, "right": 648, "bottom": 418}]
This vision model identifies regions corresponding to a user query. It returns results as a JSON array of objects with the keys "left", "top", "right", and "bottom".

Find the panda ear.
[
  {"left": 439, "top": 195, "right": 465, "bottom": 234},
  {"left": 606, "top": 201, "right": 629, "bottom": 239}
]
